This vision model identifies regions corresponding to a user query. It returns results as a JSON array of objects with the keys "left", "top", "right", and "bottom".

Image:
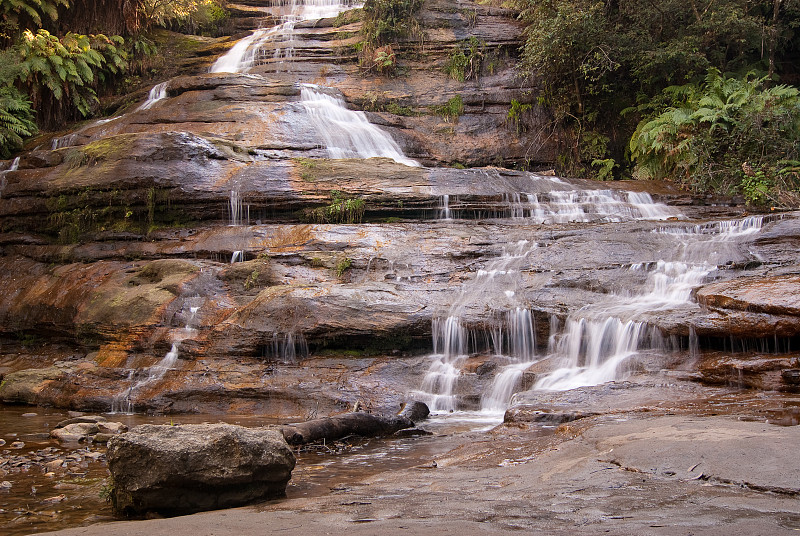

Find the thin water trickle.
[
  {"left": 111, "top": 304, "right": 200, "bottom": 414},
  {"left": 0, "top": 156, "right": 19, "bottom": 198}
]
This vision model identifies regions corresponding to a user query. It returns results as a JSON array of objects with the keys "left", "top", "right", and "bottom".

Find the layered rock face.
[
  {"left": 0, "top": 0, "right": 799, "bottom": 416},
  {"left": 106, "top": 423, "right": 295, "bottom": 515}
]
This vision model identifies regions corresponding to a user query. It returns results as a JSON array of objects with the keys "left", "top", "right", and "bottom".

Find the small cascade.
[
  {"left": 419, "top": 316, "right": 469, "bottom": 411},
  {"left": 534, "top": 215, "right": 770, "bottom": 391},
  {"left": 210, "top": 0, "right": 359, "bottom": 73},
  {"left": 525, "top": 190, "right": 677, "bottom": 223},
  {"left": 231, "top": 250, "right": 244, "bottom": 263},
  {"left": 481, "top": 361, "right": 531, "bottom": 411},
  {"left": 416, "top": 242, "right": 539, "bottom": 411},
  {"left": 300, "top": 84, "right": 419, "bottom": 167},
  {"left": 0, "top": 156, "right": 19, "bottom": 198},
  {"left": 439, "top": 194, "right": 452, "bottom": 219},
  {"left": 136, "top": 82, "right": 169, "bottom": 111},
  {"left": 111, "top": 304, "right": 200, "bottom": 413},
  {"left": 436, "top": 182, "right": 678, "bottom": 223},
  {"left": 51, "top": 134, "right": 79, "bottom": 150},
  {"left": 229, "top": 189, "right": 249, "bottom": 226},
  {"left": 266, "top": 331, "right": 309, "bottom": 363}
]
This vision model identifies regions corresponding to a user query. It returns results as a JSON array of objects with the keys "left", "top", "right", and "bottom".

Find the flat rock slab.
[
  {"left": 107, "top": 423, "right": 295, "bottom": 516},
  {"left": 590, "top": 415, "right": 800, "bottom": 493},
  {"left": 697, "top": 274, "right": 800, "bottom": 316},
  {"left": 505, "top": 379, "right": 723, "bottom": 423}
]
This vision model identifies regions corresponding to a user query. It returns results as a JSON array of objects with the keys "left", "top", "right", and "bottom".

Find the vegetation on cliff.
[
  {"left": 0, "top": 0, "right": 229, "bottom": 156},
  {"left": 515, "top": 0, "right": 800, "bottom": 205}
]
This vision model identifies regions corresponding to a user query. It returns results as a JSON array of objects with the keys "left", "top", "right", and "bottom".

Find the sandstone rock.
[
  {"left": 55, "top": 415, "right": 107, "bottom": 428},
  {"left": 399, "top": 401, "right": 431, "bottom": 423},
  {"left": 0, "top": 367, "right": 66, "bottom": 404},
  {"left": 696, "top": 275, "right": 800, "bottom": 316},
  {"left": 51, "top": 423, "right": 99, "bottom": 442},
  {"left": 107, "top": 423, "right": 295, "bottom": 516},
  {"left": 44, "top": 459, "right": 66, "bottom": 472}
]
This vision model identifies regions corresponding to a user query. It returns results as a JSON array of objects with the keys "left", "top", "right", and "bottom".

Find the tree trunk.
[
  {"left": 768, "top": 0, "right": 782, "bottom": 81},
  {"left": 278, "top": 412, "right": 417, "bottom": 445}
]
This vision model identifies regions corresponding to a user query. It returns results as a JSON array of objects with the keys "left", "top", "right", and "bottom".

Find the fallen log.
[{"left": 278, "top": 411, "right": 416, "bottom": 445}]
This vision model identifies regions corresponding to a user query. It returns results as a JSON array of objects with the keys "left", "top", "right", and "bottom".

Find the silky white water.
[
  {"left": 300, "top": 84, "right": 419, "bottom": 166},
  {"left": 534, "top": 215, "right": 769, "bottom": 391},
  {"left": 136, "top": 81, "right": 169, "bottom": 111},
  {"left": 0, "top": 156, "right": 19, "bottom": 199},
  {"left": 211, "top": 0, "right": 360, "bottom": 73}
]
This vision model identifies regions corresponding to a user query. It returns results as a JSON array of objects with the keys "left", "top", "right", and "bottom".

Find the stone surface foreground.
[{"left": 107, "top": 423, "right": 295, "bottom": 516}]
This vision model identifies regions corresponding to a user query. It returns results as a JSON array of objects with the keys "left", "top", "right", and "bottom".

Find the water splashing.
[{"left": 534, "top": 215, "right": 770, "bottom": 391}]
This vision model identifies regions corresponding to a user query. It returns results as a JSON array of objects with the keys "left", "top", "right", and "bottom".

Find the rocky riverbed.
[{"left": 10, "top": 378, "right": 797, "bottom": 536}]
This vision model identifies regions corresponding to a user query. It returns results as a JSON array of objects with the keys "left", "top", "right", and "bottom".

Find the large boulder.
[{"left": 106, "top": 423, "right": 295, "bottom": 516}]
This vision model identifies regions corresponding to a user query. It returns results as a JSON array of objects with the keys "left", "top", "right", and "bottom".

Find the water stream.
[
  {"left": 211, "top": 0, "right": 360, "bottom": 73},
  {"left": 136, "top": 81, "right": 169, "bottom": 111},
  {"left": 111, "top": 303, "right": 200, "bottom": 414}
]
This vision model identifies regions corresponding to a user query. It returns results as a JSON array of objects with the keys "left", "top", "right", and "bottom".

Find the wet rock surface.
[
  {"left": 34, "top": 403, "right": 800, "bottom": 536},
  {"left": 106, "top": 423, "right": 295, "bottom": 516}
]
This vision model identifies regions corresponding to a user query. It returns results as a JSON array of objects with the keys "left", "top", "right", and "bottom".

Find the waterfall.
[
  {"left": 439, "top": 194, "right": 452, "bottom": 219},
  {"left": 267, "top": 331, "right": 309, "bottom": 363},
  {"left": 525, "top": 190, "right": 678, "bottom": 223},
  {"left": 111, "top": 304, "right": 200, "bottom": 413},
  {"left": 416, "top": 242, "right": 538, "bottom": 411},
  {"left": 229, "top": 188, "right": 249, "bottom": 226},
  {"left": 534, "top": 215, "right": 769, "bottom": 391},
  {"left": 211, "top": 0, "right": 360, "bottom": 74},
  {"left": 137, "top": 82, "right": 169, "bottom": 111},
  {"left": 0, "top": 156, "right": 19, "bottom": 199},
  {"left": 300, "top": 84, "right": 419, "bottom": 166}
]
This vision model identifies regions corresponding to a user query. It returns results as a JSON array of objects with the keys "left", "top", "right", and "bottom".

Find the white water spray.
[{"left": 534, "top": 215, "right": 770, "bottom": 391}]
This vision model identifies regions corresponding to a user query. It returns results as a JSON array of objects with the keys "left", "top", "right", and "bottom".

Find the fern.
[
  {"left": 0, "top": 86, "right": 37, "bottom": 158},
  {"left": 630, "top": 68, "right": 800, "bottom": 202}
]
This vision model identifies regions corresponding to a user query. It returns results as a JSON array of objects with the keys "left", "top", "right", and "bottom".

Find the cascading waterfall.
[
  {"left": 136, "top": 81, "right": 169, "bottom": 111},
  {"left": 416, "top": 241, "right": 539, "bottom": 412},
  {"left": 111, "top": 304, "right": 200, "bottom": 413},
  {"left": 210, "top": 1, "right": 417, "bottom": 166},
  {"left": 534, "top": 215, "right": 770, "bottom": 391},
  {"left": 0, "top": 156, "right": 19, "bottom": 198},
  {"left": 300, "top": 84, "right": 419, "bottom": 166},
  {"left": 211, "top": 0, "right": 360, "bottom": 74},
  {"left": 417, "top": 197, "right": 768, "bottom": 412}
]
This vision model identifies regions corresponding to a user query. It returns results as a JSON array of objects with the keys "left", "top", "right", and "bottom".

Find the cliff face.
[{"left": 1, "top": 1, "right": 799, "bottom": 416}]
